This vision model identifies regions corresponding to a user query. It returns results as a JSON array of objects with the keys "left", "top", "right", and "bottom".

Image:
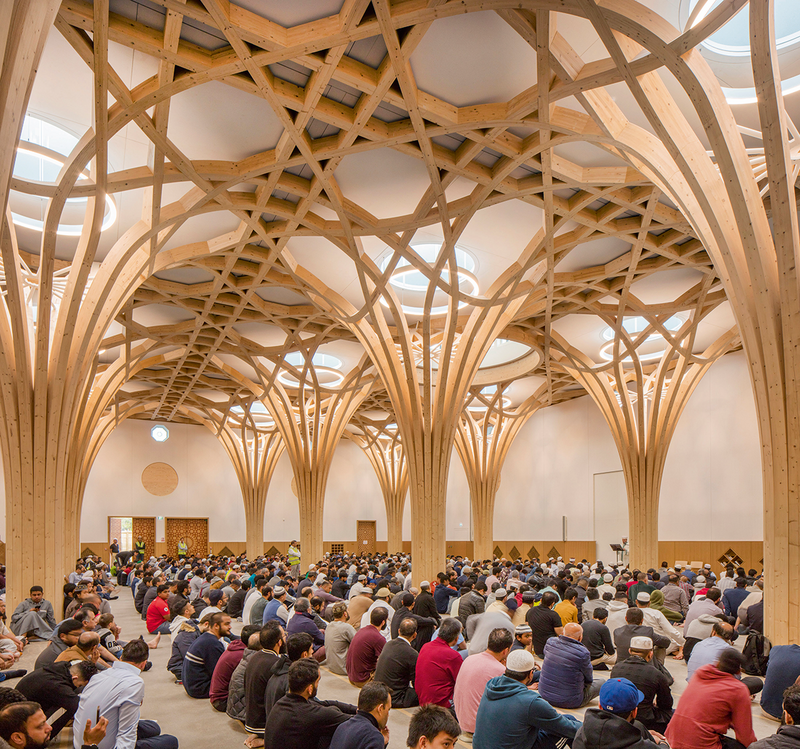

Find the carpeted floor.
[{"left": 3, "top": 589, "right": 782, "bottom": 748}]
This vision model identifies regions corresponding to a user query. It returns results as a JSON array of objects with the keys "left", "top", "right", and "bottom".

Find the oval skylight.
[{"left": 11, "top": 115, "right": 117, "bottom": 236}]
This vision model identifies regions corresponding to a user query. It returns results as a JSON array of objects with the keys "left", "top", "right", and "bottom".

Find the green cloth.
[{"left": 649, "top": 589, "right": 682, "bottom": 622}]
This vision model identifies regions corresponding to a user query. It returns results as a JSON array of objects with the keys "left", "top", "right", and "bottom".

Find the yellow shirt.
[{"left": 554, "top": 599, "right": 578, "bottom": 626}]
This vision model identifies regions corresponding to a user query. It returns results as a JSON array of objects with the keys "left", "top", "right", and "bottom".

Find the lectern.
[{"left": 610, "top": 543, "right": 624, "bottom": 565}]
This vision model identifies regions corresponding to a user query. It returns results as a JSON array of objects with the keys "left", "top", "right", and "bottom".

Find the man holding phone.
[{"left": 10, "top": 587, "right": 56, "bottom": 640}]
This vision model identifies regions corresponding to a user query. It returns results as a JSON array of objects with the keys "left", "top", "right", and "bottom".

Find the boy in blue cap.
[{"left": 572, "top": 678, "right": 669, "bottom": 749}]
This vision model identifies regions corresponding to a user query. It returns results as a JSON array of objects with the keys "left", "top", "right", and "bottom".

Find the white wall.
[
  {"left": 0, "top": 350, "right": 763, "bottom": 548},
  {"left": 659, "top": 351, "right": 763, "bottom": 540},
  {"left": 492, "top": 350, "right": 763, "bottom": 541},
  {"left": 80, "top": 420, "right": 245, "bottom": 542}
]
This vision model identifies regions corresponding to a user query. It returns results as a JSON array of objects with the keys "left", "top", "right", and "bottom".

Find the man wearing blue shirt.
[{"left": 73, "top": 639, "right": 178, "bottom": 749}]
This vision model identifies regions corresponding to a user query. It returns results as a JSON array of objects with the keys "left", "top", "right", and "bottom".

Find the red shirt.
[
  {"left": 346, "top": 625, "right": 386, "bottom": 683},
  {"left": 415, "top": 637, "right": 463, "bottom": 707},
  {"left": 665, "top": 664, "right": 757, "bottom": 749},
  {"left": 146, "top": 596, "right": 169, "bottom": 633}
]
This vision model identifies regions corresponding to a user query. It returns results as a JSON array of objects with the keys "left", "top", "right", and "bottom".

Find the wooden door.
[
  {"left": 131, "top": 517, "right": 156, "bottom": 558},
  {"left": 165, "top": 518, "right": 208, "bottom": 558},
  {"left": 357, "top": 520, "right": 377, "bottom": 555}
]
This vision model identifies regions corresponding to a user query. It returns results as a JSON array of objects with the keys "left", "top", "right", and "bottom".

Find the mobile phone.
[{"left": 96, "top": 706, "right": 100, "bottom": 723}]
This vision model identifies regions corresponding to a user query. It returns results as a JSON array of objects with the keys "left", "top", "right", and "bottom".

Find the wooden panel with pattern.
[
  {"left": 131, "top": 517, "right": 156, "bottom": 558},
  {"left": 165, "top": 518, "right": 208, "bottom": 558},
  {"left": 356, "top": 520, "right": 376, "bottom": 555}
]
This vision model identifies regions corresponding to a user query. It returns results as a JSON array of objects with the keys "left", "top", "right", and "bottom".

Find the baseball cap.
[
  {"left": 603, "top": 573, "right": 613, "bottom": 582},
  {"left": 630, "top": 636, "right": 653, "bottom": 650},
  {"left": 636, "top": 592, "right": 651, "bottom": 602},
  {"left": 600, "top": 678, "right": 645, "bottom": 714},
  {"left": 506, "top": 649, "right": 536, "bottom": 672}
]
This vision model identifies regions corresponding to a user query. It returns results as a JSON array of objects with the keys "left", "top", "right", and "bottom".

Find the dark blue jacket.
[
  {"left": 722, "top": 587, "right": 750, "bottom": 617},
  {"left": 538, "top": 635, "right": 594, "bottom": 709},
  {"left": 330, "top": 711, "right": 383, "bottom": 749},
  {"left": 761, "top": 644, "right": 800, "bottom": 718},
  {"left": 287, "top": 610, "right": 325, "bottom": 649},
  {"left": 473, "top": 675, "right": 581, "bottom": 749},
  {"left": 434, "top": 585, "right": 458, "bottom": 614}
]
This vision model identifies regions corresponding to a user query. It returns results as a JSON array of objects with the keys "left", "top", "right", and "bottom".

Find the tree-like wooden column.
[
  {"left": 347, "top": 413, "right": 409, "bottom": 555},
  {"left": 550, "top": 284, "right": 739, "bottom": 571},
  {"left": 247, "top": 348, "right": 373, "bottom": 569},
  {"left": 215, "top": 407, "right": 284, "bottom": 560},
  {"left": 454, "top": 382, "right": 551, "bottom": 563}
]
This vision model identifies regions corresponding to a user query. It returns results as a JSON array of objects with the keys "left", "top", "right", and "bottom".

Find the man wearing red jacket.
[
  {"left": 666, "top": 649, "right": 757, "bottom": 749},
  {"left": 415, "top": 618, "right": 463, "bottom": 708}
]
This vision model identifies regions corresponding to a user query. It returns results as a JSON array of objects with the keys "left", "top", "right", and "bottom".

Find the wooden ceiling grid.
[{"left": 2, "top": 0, "right": 799, "bottom": 639}]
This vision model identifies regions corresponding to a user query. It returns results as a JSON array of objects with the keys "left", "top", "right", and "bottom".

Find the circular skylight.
[
  {"left": 683, "top": 0, "right": 800, "bottom": 103},
  {"left": 278, "top": 351, "right": 344, "bottom": 389},
  {"left": 11, "top": 115, "right": 117, "bottom": 236},
  {"left": 599, "top": 314, "right": 688, "bottom": 363},
  {"left": 379, "top": 243, "right": 479, "bottom": 317}
]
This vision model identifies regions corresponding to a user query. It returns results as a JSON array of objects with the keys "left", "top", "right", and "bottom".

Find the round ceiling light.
[{"left": 151, "top": 425, "right": 169, "bottom": 443}]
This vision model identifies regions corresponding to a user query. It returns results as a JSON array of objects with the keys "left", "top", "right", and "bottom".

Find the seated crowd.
[{"left": 0, "top": 550, "right": 798, "bottom": 749}]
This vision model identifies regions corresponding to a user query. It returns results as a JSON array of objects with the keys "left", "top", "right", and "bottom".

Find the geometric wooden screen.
[
  {"left": 356, "top": 520, "right": 376, "bottom": 555},
  {"left": 528, "top": 545, "right": 540, "bottom": 560},
  {"left": 494, "top": 545, "right": 503, "bottom": 559},
  {"left": 331, "top": 543, "right": 344, "bottom": 555},
  {"left": 509, "top": 546, "right": 521, "bottom": 560},
  {"left": 548, "top": 546, "right": 560, "bottom": 559},
  {"left": 265, "top": 545, "right": 280, "bottom": 557},
  {"left": 165, "top": 517, "right": 208, "bottom": 558},
  {"left": 131, "top": 517, "right": 156, "bottom": 558},
  {"left": 717, "top": 548, "right": 744, "bottom": 567}
]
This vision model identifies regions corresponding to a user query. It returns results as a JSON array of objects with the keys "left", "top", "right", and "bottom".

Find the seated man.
[
  {"left": 760, "top": 644, "right": 800, "bottom": 719},
  {"left": 286, "top": 598, "right": 325, "bottom": 663},
  {"left": 16, "top": 660, "right": 98, "bottom": 736},
  {"left": 74, "top": 639, "right": 178, "bottom": 749},
  {"left": 263, "top": 659, "right": 356, "bottom": 749},
  {"left": 346, "top": 607, "right": 388, "bottom": 688},
  {"left": 373, "top": 618, "right": 419, "bottom": 708},
  {"left": 324, "top": 602, "right": 355, "bottom": 676},
  {"left": 0, "top": 598, "right": 25, "bottom": 662},
  {"left": 406, "top": 704, "right": 461, "bottom": 749},
  {"left": 526, "top": 591, "right": 563, "bottom": 658},
  {"left": 34, "top": 619, "right": 83, "bottom": 670},
  {"left": 226, "top": 628, "right": 261, "bottom": 725},
  {"left": 454, "top": 628, "right": 512, "bottom": 738},
  {"left": 610, "top": 636, "right": 673, "bottom": 734},
  {"left": 581, "top": 607, "right": 616, "bottom": 668},
  {"left": 473, "top": 649, "right": 582, "bottom": 749},
  {"left": 145, "top": 584, "right": 172, "bottom": 635},
  {"left": 415, "top": 618, "right": 464, "bottom": 709},
  {"left": 573, "top": 677, "right": 669, "bottom": 748},
  {"left": 538, "top": 622, "right": 603, "bottom": 709},
  {"left": 183, "top": 612, "right": 232, "bottom": 699},
  {"left": 613, "top": 608, "right": 670, "bottom": 663},
  {"left": 264, "top": 633, "right": 315, "bottom": 720},
  {"left": 54, "top": 631, "right": 101, "bottom": 665},
  {"left": 687, "top": 621, "right": 763, "bottom": 696},
  {"left": 209, "top": 624, "right": 256, "bottom": 713},
  {"left": 10, "top": 587, "right": 56, "bottom": 639},
  {"left": 665, "top": 649, "right": 756, "bottom": 749},
  {"left": 330, "top": 681, "right": 391, "bottom": 749},
  {"left": 751, "top": 683, "right": 800, "bottom": 748}
]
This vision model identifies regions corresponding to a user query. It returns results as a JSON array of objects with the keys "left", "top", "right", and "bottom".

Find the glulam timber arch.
[
  {"left": 346, "top": 411, "right": 409, "bottom": 556},
  {"left": 2, "top": 0, "right": 798, "bottom": 642}
]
